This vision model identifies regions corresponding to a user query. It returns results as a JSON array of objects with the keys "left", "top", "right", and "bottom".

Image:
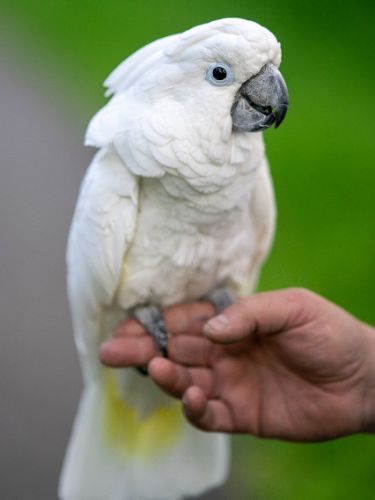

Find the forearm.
[{"left": 361, "top": 322, "right": 375, "bottom": 433}]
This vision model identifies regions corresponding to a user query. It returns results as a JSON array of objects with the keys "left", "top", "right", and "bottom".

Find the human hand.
[{"left": 100, "top": 289, "right": 375, "bottom": 441}]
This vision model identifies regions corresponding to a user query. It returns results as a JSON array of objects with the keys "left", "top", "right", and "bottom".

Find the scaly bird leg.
[
  {"left": 132, "top": 288, "right": 233, "bottom": 375},
  {"left": 203, "top": 286, "right": 235, "bottom": 313},
  {"left": 132, "top": 305, "right": 169, "bottom": 376}
]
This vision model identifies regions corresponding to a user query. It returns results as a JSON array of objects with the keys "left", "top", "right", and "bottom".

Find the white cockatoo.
[{"left": 59, "top": 18, "right": 288, "bottom": 500}]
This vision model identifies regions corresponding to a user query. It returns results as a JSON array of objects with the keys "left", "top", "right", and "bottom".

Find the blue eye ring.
[{"left": 206, "top": 62, "right": 234, "bottom": 86}]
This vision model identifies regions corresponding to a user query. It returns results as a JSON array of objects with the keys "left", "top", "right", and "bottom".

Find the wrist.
[{"left": 361, "top": 323, "right": 375, "bottom": 433}]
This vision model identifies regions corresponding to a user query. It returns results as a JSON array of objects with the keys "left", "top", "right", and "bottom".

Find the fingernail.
[{"left": 204, "top": 314, "right": 229, "bottom": 335}]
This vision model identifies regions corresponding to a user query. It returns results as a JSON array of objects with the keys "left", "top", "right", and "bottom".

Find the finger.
[
  {"left": 116, "top": 301, "right": 216, "bottom": 339},
  {"left": 148, "top": 358, "right": 190, "bottom": 398},
  {"left": 183, "top": 386, "right": 233, "bottom": 432},
  {"left": 203, "top": 288, "right": 315, "bottom": 344},
  {"left": 148, "top": 358, "right": 215, "bottom": 399},
  {"left": 164, "top": 301, "right": 216, "bottom": 336},
  {"left": 115, "top": 317, "right": 146, "bottom": 338},
  {"left": 169, "top": 336, "right": 214, "bottom": 367},
  {"left": 99, "top": 336, "right": 157, "bottom": 367}
]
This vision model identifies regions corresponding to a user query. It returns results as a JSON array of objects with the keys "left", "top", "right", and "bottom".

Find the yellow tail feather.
[{"left": 103, "top": 370, "right": 183, "bottom": 460}]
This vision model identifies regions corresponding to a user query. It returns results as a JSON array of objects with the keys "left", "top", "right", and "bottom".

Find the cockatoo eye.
[{"left": 206, "top": 63, "right": 234, "bottom": 86}]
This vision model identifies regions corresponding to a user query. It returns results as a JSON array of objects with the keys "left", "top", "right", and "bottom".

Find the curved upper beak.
[{"left": 231, "top": 64, "right": 289, "bottom": 133}]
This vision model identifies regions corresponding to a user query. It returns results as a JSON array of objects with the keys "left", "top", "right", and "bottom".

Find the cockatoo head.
[
  {"left": 86, "top": 18, "right": 288, "bottom": 179},
  {"left": 141, "top": 18, "right": 288, "bottom": 133}
]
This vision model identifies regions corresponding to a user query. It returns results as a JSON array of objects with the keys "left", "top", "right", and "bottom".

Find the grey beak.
[{"left": 231, "top": 64, "right": 289, "bottom": 133}]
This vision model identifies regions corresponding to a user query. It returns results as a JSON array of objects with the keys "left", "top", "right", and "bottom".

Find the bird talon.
[
  {"left": 132, "top": 305, "right": 169, "bottom": 358},
  {"left": 136, "top": 365, "right": 149, "bottom": 376}
]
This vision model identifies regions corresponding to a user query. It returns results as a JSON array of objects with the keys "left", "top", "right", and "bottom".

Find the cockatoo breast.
[{"left": 116, "top": 131, "right": 265, "bottom": 309}]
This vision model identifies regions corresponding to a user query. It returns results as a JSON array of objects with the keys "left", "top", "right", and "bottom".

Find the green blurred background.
[{"left": 1, "top": 0, "right": 374, "bottom": 499}]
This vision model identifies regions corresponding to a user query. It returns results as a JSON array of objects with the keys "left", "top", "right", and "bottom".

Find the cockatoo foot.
[
  {"left": 203, "top": 286, "right": 235, "bottom": 313},
  {"left": 133, "top": 305, "right": 169, "bottom": 375}
]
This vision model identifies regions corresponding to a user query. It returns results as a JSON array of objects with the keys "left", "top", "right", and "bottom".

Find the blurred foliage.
[{"left": 1, "top": 0, "right": 374, "bottom": 498}]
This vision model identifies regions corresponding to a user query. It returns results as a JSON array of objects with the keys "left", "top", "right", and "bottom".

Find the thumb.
[{"left": 203, "top": 288, "right": 313, "bottom": 344}]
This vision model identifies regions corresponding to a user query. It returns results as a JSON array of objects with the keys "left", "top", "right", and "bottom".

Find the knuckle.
[
  {"left": 222, "top": 298, "right": 251, "bottom": 330},
  {"left": 284, "top": 287, "right": 320, "bottom": 323},
  {"left": 285, "top": 287, "right": 317, "bottom": 306}
]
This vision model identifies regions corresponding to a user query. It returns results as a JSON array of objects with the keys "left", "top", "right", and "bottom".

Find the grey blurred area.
[
  {"left": 0, "top": 37, "right": 228, "bottom": 500},
  {"left": 0, "top": 39, "right": 90, "bottom": 499}
]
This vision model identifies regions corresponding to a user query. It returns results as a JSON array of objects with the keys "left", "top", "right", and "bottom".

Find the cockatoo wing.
[{"left": 66, "top": 145, "right": 139, "bottom": 381}]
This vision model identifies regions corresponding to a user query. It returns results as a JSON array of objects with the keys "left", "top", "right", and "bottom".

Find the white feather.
[{"left": 104, "top": 34, "right": 176, "bottom": 96}]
